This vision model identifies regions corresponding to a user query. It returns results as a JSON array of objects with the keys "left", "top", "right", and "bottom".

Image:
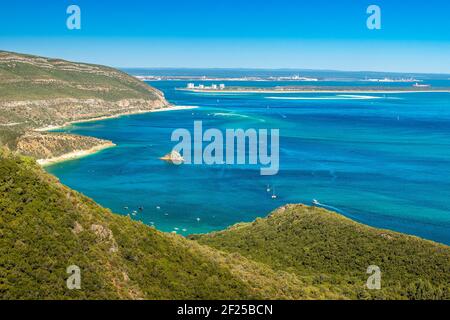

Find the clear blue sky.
[{"left": 1, "top": 0, "right": 449, "bottom": 73}]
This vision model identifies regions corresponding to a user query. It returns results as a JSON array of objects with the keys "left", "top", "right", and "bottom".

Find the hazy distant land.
[{"left": 178, "top": 85, "right": 450, "bottom": 94}]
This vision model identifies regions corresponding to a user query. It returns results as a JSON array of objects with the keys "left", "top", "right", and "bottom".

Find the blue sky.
[{"left": 0, "top": 0, "right": 449, "bottom": 73}]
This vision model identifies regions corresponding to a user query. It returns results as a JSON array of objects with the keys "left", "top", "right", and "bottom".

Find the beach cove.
[{"left": 36, "top": 105, "right": 198, "bottom": 165}]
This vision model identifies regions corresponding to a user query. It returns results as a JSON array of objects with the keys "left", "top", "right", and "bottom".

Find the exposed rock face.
[
  {"left": 90, "top": 224, "right": 119, "bottom": 253},
  {"left": 1, "top": 98, "right": 167, "bottom": 130},
  {"left": 72, "top": 221, "right": 84, "bottom": 235},
  {"left": 16, "top": 132, "right": 114, "bottom": 160}
]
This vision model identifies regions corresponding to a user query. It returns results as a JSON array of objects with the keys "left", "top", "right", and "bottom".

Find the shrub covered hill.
[
  {"left": 191, "top": 205, "right": 450, "bottom": 300},
  {"left": 0, "top": 50, "right": 169, "bottom": 161},
  {"left": 0, "top": 149, "right": 449, "bottom": 300},
  {"left": 0, "top": 149, "right": 346, "bottom": 300}
]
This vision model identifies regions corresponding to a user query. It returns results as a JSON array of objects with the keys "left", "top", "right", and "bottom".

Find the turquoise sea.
[{"left": 47, "top": 70, "right": 450, "bottom": 244}]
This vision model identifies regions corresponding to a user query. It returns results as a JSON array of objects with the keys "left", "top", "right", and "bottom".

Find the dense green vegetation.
[
  {"left": 0, "top": 150, "right": 348, "bottom": 299},
  {"left": 191, "top": 205, "right": 450, "bottom": 299},
  {"left": 1, "top": 150, "right": 448, "bottom": 300}
]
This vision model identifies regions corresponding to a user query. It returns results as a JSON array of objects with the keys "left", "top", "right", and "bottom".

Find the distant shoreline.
[
  {"left": 178, "top": 88, "right": 450, "bottom": 94},
  {"left": 37, "top": 105, "right": 198, "bottom": 166}
]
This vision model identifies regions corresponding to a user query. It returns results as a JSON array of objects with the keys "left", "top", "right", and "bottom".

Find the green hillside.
[
  {"left": 191, "top": 204, "right": 450, "bottom": 300},
  {"left": 1, "top": 149, "right": 449, "bottom": 300},
  {"left": 0, "top": 150, "right": 347, "bottom": 300},
  {"left": 0, "top": 50, "right": 163, "bottom": 102}
]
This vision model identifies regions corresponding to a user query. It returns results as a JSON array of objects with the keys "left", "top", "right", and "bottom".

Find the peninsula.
[{"left": 0, "top": 51, "right": 175, "bottom": 164}]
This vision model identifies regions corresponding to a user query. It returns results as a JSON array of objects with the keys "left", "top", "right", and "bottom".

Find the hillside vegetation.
[
  {"left": 0, "top": 150, "right": 348, "bottom": 299},
  {"left": 0, "top": 51, "right": 164, "bottom": 102},
  {"left": 191, "top": 205, "right": 450, "bottom": 300},
  {"left": 0, "top": 150, "right": 449, "bottom": 299}
]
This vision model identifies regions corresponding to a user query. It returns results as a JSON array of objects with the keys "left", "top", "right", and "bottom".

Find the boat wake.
[
  {"left": 212, "top": 112, "right": 266, "bottom": 122},
  {"left": 312, "top": 199, "right": 346, "bottom": 214},
  {"left": 212, "top": 112, "right": 250, "bottom": 118}
]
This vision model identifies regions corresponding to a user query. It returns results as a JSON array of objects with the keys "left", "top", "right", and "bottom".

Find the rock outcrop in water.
[{"left": 160, "top": 150, "right": 185, "bottom": 164}]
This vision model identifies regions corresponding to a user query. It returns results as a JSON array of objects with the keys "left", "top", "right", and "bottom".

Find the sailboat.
[{"left": 271, "top": 186, "right": 277, "bottom": 199}]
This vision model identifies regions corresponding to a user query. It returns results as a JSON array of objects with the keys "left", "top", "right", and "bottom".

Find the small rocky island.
[{"left": 160, "top": 150, "right": 184, "bottom": 164}]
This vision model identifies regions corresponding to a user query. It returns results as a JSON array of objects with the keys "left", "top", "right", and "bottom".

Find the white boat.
[
  {"left": 271, "top": 187, "right": 277, "bottom": 199},
  {"left": 313, "top": 199, "right": 320, "bottom": 205},
  {"left": 413, "top": 83, "right": 431, "bottom": 88}
]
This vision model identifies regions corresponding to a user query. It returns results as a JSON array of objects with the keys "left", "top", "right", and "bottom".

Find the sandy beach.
[
  {"left": 36, "top": 105, "right": 198, "bottom": 166},
  {"left": 37, "top": 142, "right": 116, "bottom": 166}
]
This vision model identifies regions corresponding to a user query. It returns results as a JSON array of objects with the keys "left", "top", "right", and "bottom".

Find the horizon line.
[
  {"left": 118, "top": 66, "right": 450, "bottom": 76},
  {"left": 2, "top": 49, "right": 449, "bottom": 76}
]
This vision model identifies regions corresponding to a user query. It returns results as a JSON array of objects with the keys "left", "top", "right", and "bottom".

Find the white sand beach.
[
  {"left": 36, "top": 105, "right": 199, "bottom": 166},
  {"left": 37, "top": 142, "right": 116, "bottom": 166}
]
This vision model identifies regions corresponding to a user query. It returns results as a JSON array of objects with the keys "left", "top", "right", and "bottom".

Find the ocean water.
[{"left": 47, "top": 73, "right": 450, "bottom": 244}]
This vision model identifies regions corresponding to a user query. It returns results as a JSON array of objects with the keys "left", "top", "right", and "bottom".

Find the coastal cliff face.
[
  {"left": 15, "top": 132, "right": 115, "bottom": 162},
  {"left": 0, "top": 51, "right": 169, "bottom": 160}
]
